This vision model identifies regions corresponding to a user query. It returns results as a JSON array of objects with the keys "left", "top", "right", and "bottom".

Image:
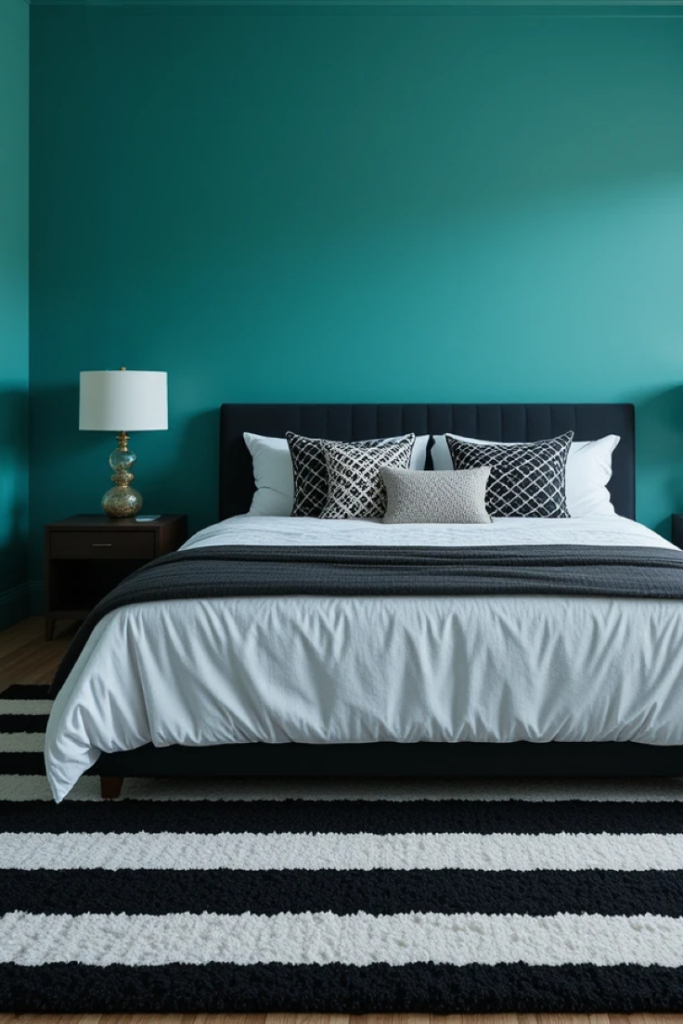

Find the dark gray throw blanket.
[{"left": 51, "top": 543, "right": 683, "bottom": 695}]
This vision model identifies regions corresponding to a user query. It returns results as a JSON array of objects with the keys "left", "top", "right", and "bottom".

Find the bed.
[{"left": 45, "top": 401, "right": 683, "bottom": 802}]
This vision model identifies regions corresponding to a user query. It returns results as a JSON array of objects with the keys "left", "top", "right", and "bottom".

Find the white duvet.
[{"left": 45, "top": 514, "right": 683, "bottom": 801}]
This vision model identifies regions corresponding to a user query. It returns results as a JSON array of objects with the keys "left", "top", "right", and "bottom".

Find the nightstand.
[
  {"left": 44, "top": 514, "right": 188, "bottom": 640},
  {"left": 673, "top": 515, "right": 683, "bottom": 549}
]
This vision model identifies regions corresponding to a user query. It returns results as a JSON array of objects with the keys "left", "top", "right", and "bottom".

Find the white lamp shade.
[{"left": 79, "top": 370, "right": 168, "bottom": 432}]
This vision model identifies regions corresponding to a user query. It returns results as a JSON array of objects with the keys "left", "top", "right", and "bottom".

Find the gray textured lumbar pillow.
[{"left": 381, "top": 467, "right": 492, "bottom": 525}]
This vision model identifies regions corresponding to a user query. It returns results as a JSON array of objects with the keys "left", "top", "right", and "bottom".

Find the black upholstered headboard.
[{"left": 219, "top": 403, "right": 635, "bottom": 521}]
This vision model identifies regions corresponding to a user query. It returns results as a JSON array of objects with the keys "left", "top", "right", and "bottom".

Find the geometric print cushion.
[
  {"left": 287, "top": 432, "right": 414, "bottom": 518},
  {"left": 320, "top": 435, "right": 416, "bottom": 520},
  {"left": 445, "top": 431, "right": 574, "bottom": 518}
]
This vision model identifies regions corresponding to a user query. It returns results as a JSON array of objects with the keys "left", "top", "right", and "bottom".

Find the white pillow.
[
  {"left": 244, "top": 433, "right": 293, "bottom": 516},
  {"left": 244, "top": 432, "right": 430, "bottom": 517},
  {"left": 566, "top": 436, "right": 620, "bottom": 517},
  {"left": 431, "top": 433, "right": 620, "bottom": 518}
]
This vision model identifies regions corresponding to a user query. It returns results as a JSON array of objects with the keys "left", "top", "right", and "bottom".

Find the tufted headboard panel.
[{"left": 219, "top": 403, "right": 635, "bottom": 521}]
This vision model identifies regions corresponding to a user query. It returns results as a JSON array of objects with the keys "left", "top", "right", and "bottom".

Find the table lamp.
[{"left": 79, "top": 368, "right": 168, "bottom": 518}]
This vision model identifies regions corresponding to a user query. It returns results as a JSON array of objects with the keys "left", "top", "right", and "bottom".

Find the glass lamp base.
[
  {"left": 102, "top": 432, "right": 143, "bottom": 518},
  {"left": 102, "top": 486, "right": 143, "bottom": 518}
]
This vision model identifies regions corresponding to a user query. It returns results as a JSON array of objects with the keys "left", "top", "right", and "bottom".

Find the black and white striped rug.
[{"left": 3, "top": 683, "right": 683, "bottom": 1012}]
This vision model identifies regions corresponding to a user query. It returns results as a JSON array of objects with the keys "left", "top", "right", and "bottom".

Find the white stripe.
[
  {"left": 3, "top": 774, "right": 683, "bottom": 804},
  {"left": 1, "top": 910, "right": 682, "bottom": 968},
  {"left": 0, "top": 699, "right": 53, "bottom": 715},
  {"left": 0, "top": 733, "right": 44, "bottom": 753},
  {"left": 2, "top": 830, "right": 683, "bottom": 872},
  {"left": 0, "top": 775, "right": 102, "bottom": 801}
]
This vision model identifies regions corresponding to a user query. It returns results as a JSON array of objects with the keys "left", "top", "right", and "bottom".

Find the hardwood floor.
[
  {"left": 0, "top": 615, "right": 74, "bottom": 691},
  {"left": 1, "top": 620, "right": 682, "bottom": 1024}
]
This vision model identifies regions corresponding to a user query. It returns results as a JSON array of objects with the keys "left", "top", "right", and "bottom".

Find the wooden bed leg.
[{"left": 100, "top": 776, "right": 123, "bottom": 800}]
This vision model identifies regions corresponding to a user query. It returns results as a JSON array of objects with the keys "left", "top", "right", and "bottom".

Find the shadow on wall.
[
  {"left": 153, "top": 407, "right": 219, "bottom": 536},
  {"left": 27, "top": 381, "right": 94, "bottom": 576},
  {"left": 636, "top": 385, "right": 683, "bottom": 538},
  {"left": 0, "top": 387, "right": 29, "bottom": 542},
  {"left": 29, "top": 378, "right": 98, "bottom": 483},
  {"left": 0, "top": 387, "right": 30, "bottom": 626}
]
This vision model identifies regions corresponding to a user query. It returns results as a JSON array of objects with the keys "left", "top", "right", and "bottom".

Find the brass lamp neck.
[{"left": 116, "top": 431, "right": 130, "bottom": 452}]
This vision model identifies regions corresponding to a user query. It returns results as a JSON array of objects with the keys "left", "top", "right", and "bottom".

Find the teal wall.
[
  {"left": 0, "top": 0, "right": 29, "bottom": 629},
  {"left": 29, "top": 5, "right": 683, "bottom": 594}
]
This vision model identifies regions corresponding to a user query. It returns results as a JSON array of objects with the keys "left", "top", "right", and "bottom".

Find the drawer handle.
[{"left": 91, "top": 542, "right": 113, "bottom": 548}]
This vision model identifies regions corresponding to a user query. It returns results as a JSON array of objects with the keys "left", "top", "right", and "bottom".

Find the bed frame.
[{"left": 97, "top": 402, "right": 683, "bottom": 797}]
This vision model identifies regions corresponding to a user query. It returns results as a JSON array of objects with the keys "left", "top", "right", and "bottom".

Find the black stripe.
[
  {"left": 0, "top": 715, "right": 48, "bottom": 733},
  {"left": 1, "top": 961, "right": 683, "bottom": 1013},
  {"left": 0, "top": 754, "right": 45, "bottom": 775},
  {"left": 0, "top": 686, "right": 52, "bottom": 701},
  {"left": 3, "top": 795, "right": 683, "bottom": 834},
  {"left": 2, "top": 866, "right": 683, "bottom": 917}
]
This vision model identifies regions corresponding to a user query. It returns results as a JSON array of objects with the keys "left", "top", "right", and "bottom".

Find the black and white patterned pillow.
[
  {"left": 320, "top": 436, "right": 415, "bottom": 520},
  {"left": 287, "top": 432, "right": 414, "bottom": 517},
  {"left": 445, "top": 431, "right": 574, "bottom": 518}
]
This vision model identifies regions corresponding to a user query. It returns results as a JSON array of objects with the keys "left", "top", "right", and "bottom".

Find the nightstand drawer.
[{"left": 50, "top": 531, "right": 156, "bottom": 560}]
